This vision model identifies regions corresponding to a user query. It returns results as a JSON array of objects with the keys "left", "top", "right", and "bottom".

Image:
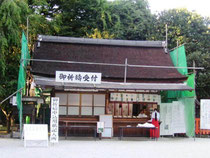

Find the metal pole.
[
  {"left": 27, "top": 17, "right": 29, "bottom": 40},
  {"left": 193, "top": 60, "right": 196, "bottom": 141},
  {"left": 128, "top": 64, "right": 204, "bottom": 70},
  {"left": 23, "top": 58, "right": 204, "bottom": 70},
  {"left": 124, "top": 58, "right": 127, "bottom": 83},
  {"left": 176, "top": 41, "right": 179, "bottom": 66},
  {"left": 20, "top": 89, "right": 23, "bottom": 140},
  {"left": 165, "top": 24, "right": 168, "bottom": 51},
  {"left": 25, "top": 58, "right": 125, "bottom": 67},
  {"left": 0, "top": 88, "right": 23, "bottom": 105}
]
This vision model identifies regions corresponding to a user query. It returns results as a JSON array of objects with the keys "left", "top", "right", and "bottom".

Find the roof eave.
[
  {"left": 34, "top": 75, "right": 193, "bottom": 91},
  {"left": 37, "top": 35, "right": 165, "bottom": 48}
]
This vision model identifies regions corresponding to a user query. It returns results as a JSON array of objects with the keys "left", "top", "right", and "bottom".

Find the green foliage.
[
  {"left": 28, "top": 0, "right": 61, "bottom": 19},
  {"left": 151, "top": 9, "right": 209, "bottom": 54},
  {"left": 54, "top": 0, "right": 154, "bottom": 40},
  {"left": 187, "top": 52, "right": 210, "bottom": 99},
  {"left": 0, "top": 0, "right": 29, "bottom": 125},
  {"left": 108, "top": 0, "right": 154, "bottom": 40},
  {"left": 86, "top": 28, "right": 114, "bottom": 39},
  {"left": 151, "top": 9, "right": 210, "bottom": 99},
  {"left": 57, "top": 0, "right": 111, "bottom": 37},
  {"left": 0, "top": 0, "right": 28, "bottom": 47},
  {"left": 27, "top": 0, "right": 61, "bottom": 45}
]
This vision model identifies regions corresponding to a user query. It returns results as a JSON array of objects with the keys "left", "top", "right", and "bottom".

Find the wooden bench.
[
  {"left": 60, "top": 125, "right": 97, "bottom": 139},
  {"left": 59, "top": 119, "right": 98, "bottom": 139}
]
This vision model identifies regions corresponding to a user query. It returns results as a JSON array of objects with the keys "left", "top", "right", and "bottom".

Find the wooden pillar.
[
  {"left": 32, "top": 102, "right": 36, "bottom": 124},
  {"left": 79, "top": 93, "right": 82, "bottom": 117},
  {"left": 92, "top": 94, "right": 94, "bottom": 116},
  {"left": 105, "top": 90, "right": 109, "bottom": 114}
]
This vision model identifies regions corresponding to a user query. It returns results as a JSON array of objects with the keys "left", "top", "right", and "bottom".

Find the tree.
[
  {"left": 31, "top": 0, "right": 154, "bottom": 40},
  {"left": 0, "top": 0, "right": 29, "bottom": 132},
  {"left": 27, "top": 0, "right": 61, "bottom": 47},
  {"left": 28, "top": 0, "right": 61, "bottom": 19},
  {"left": 0, "top": 0, "right": 59, "bottom": 131},
  {"left": 187, "top": 51, "right": 210, "bottom": 99},
  {"left": 107, "top": 0, "right": 154, "bottom": 40},
  {"left": 151, "top": 9, "right": 209, "bottom": 54},
  {"left": 151, "top": 9, "right": 210, "bottom": 99},
  {"left": 86, "top": 28, "right": 114, "bottom": 39},
  {"left": 55, "top": 0, "right": 111, "bottom": 37}
]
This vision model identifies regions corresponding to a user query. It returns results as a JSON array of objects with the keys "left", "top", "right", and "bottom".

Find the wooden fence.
[{"left": 195, "top": 118, "right": 210, "bottom": 135}]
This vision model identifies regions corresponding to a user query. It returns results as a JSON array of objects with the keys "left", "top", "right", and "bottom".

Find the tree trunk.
[
  {"left": 1, "top": 108, "right": 12, "bottom": 133},
  {"left": 6, "top": 116, "right": 11, "bottom": 133}
]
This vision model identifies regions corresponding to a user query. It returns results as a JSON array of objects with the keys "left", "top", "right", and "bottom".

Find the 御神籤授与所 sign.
[{"left": 56, "top": 71, "right": 101, "bottom": 84}]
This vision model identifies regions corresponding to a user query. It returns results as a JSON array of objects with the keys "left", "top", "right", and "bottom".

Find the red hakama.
[{"left": 150, "top": 119, "right": 160, "bottom": 138}]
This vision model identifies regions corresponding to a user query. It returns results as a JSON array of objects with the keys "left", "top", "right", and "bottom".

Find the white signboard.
[
  {"left": 160, "top": 103, "right": 173, "bottom": 136},
  {"left": 13, "top": 96, "right": 17, "bottom": 105},
  {"left": 160, "top": 101, "right": 186, "bottom": 136},
  {"left": 97, "top": 122, "right": 104, "bottom": 133},
  {"left": 171, "top": 101, "right": 186, "bottom": 134},
  {"left": 24, "top": 124, "right": 48, "bottom": 147},
  {"left": 200, "top": 99, "right": 210, "bottom": 129},
  {"left": 56, "top": 71, "right": 101, "bottom": 84},
  {"left": 50, "top": 97, "right": 59, "bottom": 143},
  {"left": 99, "top": 115, "right": 113, "bottom": 138},
  {"left": 10, "top": 96, "right": 17, "bottom": 106}
]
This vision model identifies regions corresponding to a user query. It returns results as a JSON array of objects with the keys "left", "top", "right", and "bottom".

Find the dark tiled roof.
[{"left": 31, "top": 36, "right": 187, "bottom": 83}]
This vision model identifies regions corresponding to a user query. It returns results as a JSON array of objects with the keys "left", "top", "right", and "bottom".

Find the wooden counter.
[{"left": 59, "top": 116, "right": 151, "bottom": 137}]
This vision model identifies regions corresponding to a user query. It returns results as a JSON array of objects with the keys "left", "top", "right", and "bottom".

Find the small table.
[{"left": 118, "top": 126, "right": 158, "bottom": 140}]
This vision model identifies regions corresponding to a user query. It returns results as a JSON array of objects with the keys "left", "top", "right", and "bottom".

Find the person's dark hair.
[{"left": 140, "top": 109, "right": 144, "bottom": 113}]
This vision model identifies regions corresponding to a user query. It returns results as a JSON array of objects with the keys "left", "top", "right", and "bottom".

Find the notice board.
[
  {"left": 24, "top": 124, "right": 48, "bottom": 147},
  {"left": 200, "top": 99, "right": 210, "bottom": 129},
  {"left": 160, "top": 101, "right": 186, "bottom": 136}
]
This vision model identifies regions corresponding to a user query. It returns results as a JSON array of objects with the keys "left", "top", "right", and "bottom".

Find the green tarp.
[
  {"left": 163, "top": 45, "right": 195, "bottom": 137},
  {"left": 170, "top": 45, "right": 188, "bottom": 75},
  {"left": 167, "top": 45, "right": 193, "bottom": 101},
  {"left": 167, "top": 74, "right": 195, "bottom": 99},
  {"left": 16, "top": 32, "right": 30, "bottom": 131},
  {"left": 181, "top": 98, "right": 195, "bottom": 137}
]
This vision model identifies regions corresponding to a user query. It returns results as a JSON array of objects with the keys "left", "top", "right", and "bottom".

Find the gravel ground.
[{"left": 0, "top": 137, "right": 210, "bottom": 158}]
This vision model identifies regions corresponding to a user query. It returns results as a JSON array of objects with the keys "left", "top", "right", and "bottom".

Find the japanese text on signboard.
[
  {"left": 110, "top": 93, "right": 161, "bottom": 104},
  {"left": 56, "top": 71, "right": 101, "bottom": 84},
  {"left": 201, "top": 99, "right": 210, "bottom": 129},
  {"left": 50, "top": 97, "right": 59, "bottom": 143}
]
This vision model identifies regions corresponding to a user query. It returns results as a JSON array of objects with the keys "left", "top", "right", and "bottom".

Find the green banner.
[{"left": 17, "top": 32, "right": 30, "bottom": 130}]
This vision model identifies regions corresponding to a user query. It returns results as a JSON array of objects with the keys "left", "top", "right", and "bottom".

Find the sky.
[{"left": 147, "top": 0, "right": 210, "bottom": 17}]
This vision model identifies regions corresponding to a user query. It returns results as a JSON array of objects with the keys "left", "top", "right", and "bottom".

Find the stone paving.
[{"left": 0, "top": 137, "right": 210, "bottom": 158}]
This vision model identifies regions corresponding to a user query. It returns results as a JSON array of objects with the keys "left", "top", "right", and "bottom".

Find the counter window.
[{"left": 55, "top": 92, "right": 105, "bottom": 116}]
